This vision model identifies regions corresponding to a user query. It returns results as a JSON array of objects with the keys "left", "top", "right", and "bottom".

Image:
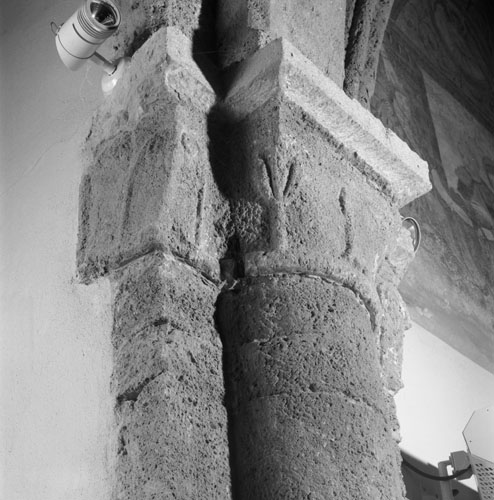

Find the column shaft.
[{"left": 217, "top": 275, "right": 404, "bottom": 499}]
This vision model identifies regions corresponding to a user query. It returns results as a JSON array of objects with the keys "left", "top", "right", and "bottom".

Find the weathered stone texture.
[
  {"left": 213, "top": 38, "right": 429, "bottom": 323},
  {"left": 78, "top": 29, "right": 229, "bottom": 283},
  {"left": 112, "top": 253, "right": 230, "bottom": 499},
  {"left": 376, "top": 224, "right": 417, "bottom": 391},
  {"left": 210, "top": 37, "right": 430, "bottom": 499},
  {"left": 344, "top": 0, "right": 394, "bottom": 107},
  {"left": 111, "top": 0, "right": 216, "bottom": 57},
  {"left": 217, "top": 276, "right": 405, "bottom": 500},
  {"left": 77, "top": 28, "right": 231, "bottom": 500},
  {"left": 76, "top": 7, "right": 432, "bottom": 499},
  {"left": 221, "top": 38, "right": 430, "bottom": 207},
  {"left": 111, "top": 253, "right": 222, "bottom": 392},
  {"left": 217, "top": 0, "right": 347, "bottom": 85},
  {"left": 218, "top": 97, "right": 401, "bottom": 280}
]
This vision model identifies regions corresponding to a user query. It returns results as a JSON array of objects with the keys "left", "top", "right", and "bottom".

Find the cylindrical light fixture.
[{"left": 55, "top": 0, "right": 121, "bottom": 71}]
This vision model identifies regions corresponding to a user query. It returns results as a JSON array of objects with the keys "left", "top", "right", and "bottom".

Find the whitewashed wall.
[{"left": 1, "top": 2, "right": 114, "bottom": 499}]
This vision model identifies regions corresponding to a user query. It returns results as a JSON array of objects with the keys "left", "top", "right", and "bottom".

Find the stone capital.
[
  {"left": 215, "top": 38, "right": 431, "bottom": 307},
  {"left": 78, "top": 28, "right": 228, "bottom": 283},
  {"left": 224, "top": 37, "right": 430, "bottom": 208}
]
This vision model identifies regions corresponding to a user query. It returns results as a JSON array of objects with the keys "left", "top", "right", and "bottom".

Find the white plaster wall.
[
  {"left": 397, "top": 321, "right": 494, "bottom": 491},
  {"left": 0, "top": 1, "right": 114, "bottom": 499}
]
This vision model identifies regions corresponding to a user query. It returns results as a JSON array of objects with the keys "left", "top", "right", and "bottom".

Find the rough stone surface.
[
  {"left": 376, "top": 226, "right": 416, "bottom": 394},
  {"left": 212, "top": 38, "right": 429, "bottom": 323},
  {"left": 209, "top": 36, "right": 429, "bottom": 499},
  {"left": 344, "top": 0, "right": 395, "bottom": 107},
  {"left": 76, "top": 8, "right": 432, "bottom": 499},
  {"left": 213, "top": 96, "right": 402, "bottom": 325},
  {"left": 225, "top": 97, "right": 399, "bottom": 266},
  {"left": 111, "top": 252, "right": 231, "bottom": 499},
  {"left": 217, "top": 0, "right": 347, "bottom": 85},
  {"left": 222, "top": 38, "right": 430, "bottom": 208},
  {"left": 111, "top": 253, "right": 222, "bottom": 391},
  {"left": 217, "top": 276, "right": 405, "bottom": 500},
  {"left": 111, "top": 0, "right": 216, "bottom": 58},
  {"left": 78, "top": 29, "right": 229, "bottom": 283}
]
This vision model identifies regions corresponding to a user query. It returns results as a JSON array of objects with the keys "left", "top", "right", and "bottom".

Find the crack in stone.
[
  {"left": 116, "top": 369, "right": 165, "bottom": 405},
  {"left": 114, "top": 244, "right": 166, "bottom": 270},
  {"left": 194, "top": 184, "right": 206, "bottom": 249},
  {"left": 338, "top": 187, "right": 354, "bottom": 258},
  {"left": 226, "top": 270, "right": 381, "bottom": 334},
  {"left": 241, "top": 387, "right": 381, "bottom": 415},
  {"left": 170, "top": 251, "right": 221, "bottom": 286},
  {"left": 112, "top": 248, "right": 221, "bottom": 286}
]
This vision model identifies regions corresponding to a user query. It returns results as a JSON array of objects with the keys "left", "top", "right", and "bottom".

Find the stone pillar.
[
  {"left": 213, "top": 39, "right": 430, "bottom": 499},
  {"left": 77, "top": 29, "right": 231, "bottom": 499},
  {"left": 344, "top": 0, "right": 395, "bottom": 106},
  {"left": 77, "top": 2, "right": 429, "bottom": 498},
  {"left": 217, "top": 0, "right": 347, "bottom": 85}
]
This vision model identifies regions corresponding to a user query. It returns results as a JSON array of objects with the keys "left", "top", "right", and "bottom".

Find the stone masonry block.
[
  {"left": 112, "top": 252, "right": 230, "bottom": 499},
  {"left": 218, "top": 275, "right": 384, "bottom": 407},
  {"left": 217, "top": 0, "right": 347, "bottom": 85},
  {"left": 230, "top": 392, "right": 404, "bottom": 500},
  {"left": 225, "top": 97, "right": 400, "bottom": 278},
  {"left": 78, "top": 28, "right": 228, "bottom": 283},
  {"left": 222, "top": 37, "right": 430, "bottom": 208},
  {"left": 377, "top": 281, "right": 409, "bottom": 394},
  {"left": 376, "top": 225, "right": 417, "bottom": 394},
  {"left": 216, "top": 275, "right": 404, "bottom": 500},
  {"left": 115, "top": 339, "right": 230, "bottom": 500},
  {"left": 214, "top": 37, "right": 430, "bottom": 314},
  {"left": 111, "top": 0, "right": 216, "bottom": 58},
  {"left": 111, "top": 252, "right": 218, "bottom": 348}
]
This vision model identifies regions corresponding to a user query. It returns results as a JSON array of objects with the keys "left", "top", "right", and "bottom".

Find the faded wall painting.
[
  {"left": 371, "top": 0, "right": 494, "bottom": 372},
  {"left": 394, "top": 0, "right": 494, "bottom": 132},
  {"left": 423, "top": 71, "right": 494, "bottom": 241}
]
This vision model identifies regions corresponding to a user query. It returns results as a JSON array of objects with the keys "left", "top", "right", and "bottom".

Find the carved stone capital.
[
  {"left": 215, "top": 37, "right": 430, "bottom": 294},
  {"left": 77, "top": 28, "right": 228, "bottom": 283}
]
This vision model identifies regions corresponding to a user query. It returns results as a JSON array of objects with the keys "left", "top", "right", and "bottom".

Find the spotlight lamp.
[{"left": 52, "top": 0, "right": 130, "bottom": 95}]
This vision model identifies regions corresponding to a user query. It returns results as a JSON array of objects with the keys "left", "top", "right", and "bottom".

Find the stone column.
[
  {"left": 344, "top": 0, "right": 395, "bottom": 106},
  {"left": 77, "top": 29, "right": 231, "bottom": 499},
  {"left": 213, "top": 39, "right": 430, "bottom": 499},
  {"left": 76, "top": 2, "right": 429, "bottom": 498},
  {"left": 217, "top": 0, "right": 347, "bottom": 85}
]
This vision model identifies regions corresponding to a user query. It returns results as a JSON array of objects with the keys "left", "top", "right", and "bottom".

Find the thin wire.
[
  {"left": 402, "top": 458, "right": 472, "bottom": 482},
  {"left": 401, "top": 216, "right": 421, "bottom": 251},
  {"left": 50, "top": 21, "right": 60, "bottom": 36}
]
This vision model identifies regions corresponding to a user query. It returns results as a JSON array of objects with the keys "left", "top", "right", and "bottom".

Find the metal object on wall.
[
  {"left": 401, "top": 216, "right": 421, "bottom": 252},
  {"left": 53, "top": 0, "right": 129, "bottom": 94},
  {"left": 464, "top": 405, "right": 494, "bottom": 500},
  {"left": 54, "top": 0, "right": 120, "bottom": 71}
]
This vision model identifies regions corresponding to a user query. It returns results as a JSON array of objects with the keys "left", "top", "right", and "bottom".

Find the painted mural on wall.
[
  {"left": 423, "top": 72, "right": 494, "bottom": 241},
  {"left": 371, "top": 0, "right": 494, "bottom": 371},
  {"left": 372, "top": 43, "right": 439, "bottom": 168},
  {"left": 393, "top": 0, "right": 494, "bottom": 132}
]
